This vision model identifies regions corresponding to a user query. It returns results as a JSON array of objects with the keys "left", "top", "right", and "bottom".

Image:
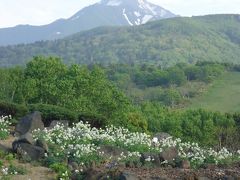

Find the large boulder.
[
  {"left": 48, "top": 120, "right": 69, "bottom": 129},
  {"left": 153, "top": 132, "right": 171, "bottom": 142},
  {"left": 36, "top": 139, "right": 48, "bottom": 152},
  {"left": 12, "top": 142, "right": 45, "bottom": 161},
  {"left": 16, "top": 132, "right": 35, "bottom": 145},
  {"left": 159, "top": 147, "right": 178, "bottom": 162},
  {"left": 15, "top": 111, "right": 44, "bottom": 136}
]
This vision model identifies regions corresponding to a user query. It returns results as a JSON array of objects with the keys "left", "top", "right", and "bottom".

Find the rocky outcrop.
[
  {"left": 12, "top": 111, "right": 47, "bottom": 161},
  {"left": 15, "top": 111, "right": 44, "bottom": 136}
]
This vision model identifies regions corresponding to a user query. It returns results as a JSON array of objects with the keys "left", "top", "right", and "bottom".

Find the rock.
[
  {"left": 67, "top": 164, "right": 74, "bottom": 172},
  {"left": 125, "top": 161, "right": 135, "bottom": 168},
  {"left": 36, "top": 139, "right": 48, "bottom": 152},
  {"left": 197, "top": 177, "right": 211, "bottom": 180},
  {"left": 153, "top": 132, "right": 171, "bottom": 142},
  {"left": 119, "top": 171, "right": 139, "bottom": 180},
  {"left": 69, "top": 161, "right": 79, "bottom": 170},
  {"left": 17, "top": 132, "right": 35, "bottom": 145},
  {"left": 141, "top": 152, "right": 161, "bottom": 166},
  {"left": 15, "top": 111, "right": 44, "bottom": 136},
  {"left": 203, "top": 164, "right": 216, "bottom": 170},
  {"left": 49, "top": 120, "right": 69, "bottom": 129},
  {"left": 180, "top": 159, "right": 191, "bottom": 169},
  {"left": 84, "top": 168, "right": 103, "bottom": 180},
  {"left": 159, "top": 147, "right": 178, "bottom": 162},
  {"left": 98, "top": 145, "right": 127, "bottom": 160},
  {"left": 12, "top": 142, "right": 45, "bottom": 161}
]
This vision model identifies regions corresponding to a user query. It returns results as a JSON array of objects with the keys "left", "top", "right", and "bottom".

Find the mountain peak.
[
  {"left": 0, "top": 0, "right": 177, "bottom": 46},
  {"left": 87, "top": 0, "right": 177, "bottom": 26}
]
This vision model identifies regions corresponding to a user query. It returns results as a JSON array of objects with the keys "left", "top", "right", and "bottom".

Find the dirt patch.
[{"left": 1, "top": 136, "right": 56, "bottom": 180}]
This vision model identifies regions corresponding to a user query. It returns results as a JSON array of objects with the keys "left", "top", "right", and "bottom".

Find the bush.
[
  {"left": 28, "top": 104, "right": 78, "bottom": 126},
  {"left": 0, "top": 101, "right": 28, "bottom": 120},
  {"left": 79, "top": 112, "right": 108, "bottom": 128}
]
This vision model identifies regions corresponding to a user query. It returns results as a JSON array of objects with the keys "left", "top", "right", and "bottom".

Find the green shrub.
[
  {"left": 28, "top": 104, "right": 78, "bottom": 126},
  {"left": 0, "top": 101, "right": 28, "bottom": 120},
  {"left": 50, "top": 163, "right": 70, "bottom": 179},
  {"left": 79, "top": 112, "right": 108, "bottom": 128}
]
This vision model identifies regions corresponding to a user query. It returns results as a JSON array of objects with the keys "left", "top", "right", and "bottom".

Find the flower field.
[
  {"left": 1, "top": 117, "right": 240, "bottom": 179},
  {"left": 33, "top": 121, "right": 240, "bottom": 174}
]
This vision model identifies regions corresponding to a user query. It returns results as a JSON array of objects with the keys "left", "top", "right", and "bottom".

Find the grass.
[{"left": 188, "top": 72, "right": 240, "bottom": 113}]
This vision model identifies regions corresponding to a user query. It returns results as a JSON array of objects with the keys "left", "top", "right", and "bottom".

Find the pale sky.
[{"left": 0, "top": 0, "right": 239, "bottom": 28}]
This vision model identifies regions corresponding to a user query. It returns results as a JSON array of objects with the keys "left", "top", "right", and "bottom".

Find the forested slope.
[{"left": 0, "top": 14, "right": 240, "bottom": 67}]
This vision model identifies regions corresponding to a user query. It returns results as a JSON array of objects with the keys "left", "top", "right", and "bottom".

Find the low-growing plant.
[
  {"left": 0, "top": 116, "right": 11, "bottom": 140},
  {"left": 50, "top": 163, "right": 70, "bottom": 180}
]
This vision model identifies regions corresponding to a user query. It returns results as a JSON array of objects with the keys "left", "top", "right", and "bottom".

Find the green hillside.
[
  {"left": 0, "top": 14, "right": 240, "bottom": 67},
  {"left": 189, "top": 72, "right": 240, "bottom": 113}
]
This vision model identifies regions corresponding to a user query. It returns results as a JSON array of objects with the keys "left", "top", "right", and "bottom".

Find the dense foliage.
[
  {"left": 0, "top": 56, "right": 147, "bottom": 131},
  {"left": 0, "top": 15, "right": 240, "bottom": 67},
  {"left": 0, "top": 56, "right": 240, "bottom": 148}
]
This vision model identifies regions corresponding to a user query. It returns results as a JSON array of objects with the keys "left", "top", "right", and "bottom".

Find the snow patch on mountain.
[
  {"left": 123, "top": 9, "right": 133, "bottom": 26},
  {"left": 71, "top": 15, "right": 80, "bottom": 21},
  {"left": 134, "top": 11, "right": 141, "bottom": 17},
  {"left": 142, "top": 15, "right": 153, "bottom": 24},
  {"left": 106, "top": 0, "right": 122, "bottom": 6}
]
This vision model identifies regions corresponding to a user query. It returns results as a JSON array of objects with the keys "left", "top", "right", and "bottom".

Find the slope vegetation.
[
  {"left": 189, "top": 72, "right": 240, "bottom": 113},
  {"left": 0, "top": 14, "right": 240, "bottom": 67}
]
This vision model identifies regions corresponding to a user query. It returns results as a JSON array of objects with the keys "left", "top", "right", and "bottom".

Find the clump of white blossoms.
[
  {"left": 0, "top": 116, "right": 11, "bottom": 140},
  {"left": 33, "top": 121, "right": 240, "bottom": 167}
]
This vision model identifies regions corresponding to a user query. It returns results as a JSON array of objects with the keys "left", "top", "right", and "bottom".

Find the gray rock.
[
  {"left": 119, "top": 171, "right": 139, "bottom": 180},
  {"left": 17, "top": 132, "right": 35, "bottom": 145},
  {"left": 197, "top": 177, "right": 211, "bottom": 180},
  {"left": 159, "top": 147, "right": 178, "bottom": 162},
  {"left": 69, "top": 161, "right": 79, "bottom": 170},
  {"left": 12, "top": 142, "right": 45, "bottom": 161},
  {"left": 49, "top": 120, "right": 69, "bottom": 129},
  {"left": 153, "top": 132, "right": 171, "bottom": 142},
  {"left": 15, "top": 111, "right": 44, "bottom": 136},
  {"left": 98, "top": 145, "right": 127, "bottom": 160},
  {"left": 36, "top": 139, "right": 48, "bottom": 152},
  {"left": 141, "top": 152, "right": 161, "bottom": 166}
]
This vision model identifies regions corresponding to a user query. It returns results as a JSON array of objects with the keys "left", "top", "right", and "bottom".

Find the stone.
[
  {"left": 15, "top": 111, "right": 44, "bottom": 136},
  {"left": 197, "top": 177, "right": 211, "bottom": 180},
  {"left": 98, "top": 145, "right": 127, "bottom": 160},
  {"left": 180, "top": 159, "right": 191, "bottom": 169},
  {"left": 119, "top": 171, "right": 139, "bottom": 180},
  {"left": 49, "top": 120, "right": 69, "bottom": 129},
  {"left": 153, "top": 132, "right": 171, "bottom": 142},
  {"left": 84, "top": 168, "right": 103, "bottom": 180},
  {"left": 141, "top": 152, "right": 161, "bottom": 166},
  {"left": 12, "top": 142, "right": 45, "bottom": 161},
  {"left": 17, "top": 132, "right": 35, "bottom": 145},
  {"left": 36, "top": 139, "right": 49, "bottom": 152},
  {"left": 69, "top": 161, "right": 79, "bottom": 170},
  {"left": 159, "top": 147, "right": 178, "bottom": 162}
]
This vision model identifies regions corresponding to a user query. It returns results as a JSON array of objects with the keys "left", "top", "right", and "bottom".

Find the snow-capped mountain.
[
  {"left": 97, "top": 0, "right": 176, "bottom": 25},
  {"left": 0, "top": 0, "right": 177, "bottom": 46}
]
